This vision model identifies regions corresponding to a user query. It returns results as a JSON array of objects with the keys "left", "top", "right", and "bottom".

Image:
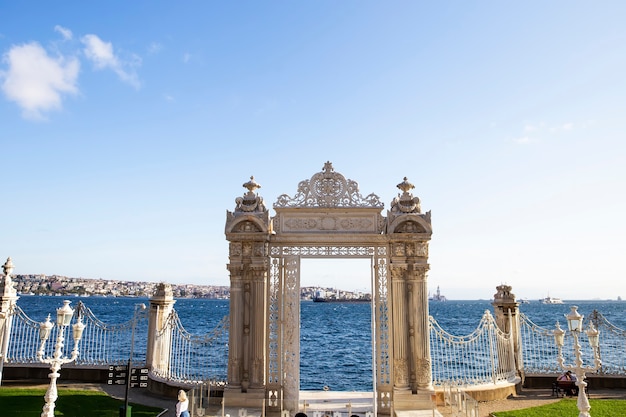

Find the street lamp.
[
  {"left": 123, "top": 303, "right": 147, "bottom": 417},
  {"left": 554, "top": 306, "right": 602, "bottom": 417},
  {"left": 37, "top": 300, "right": 85, "bottom": 417}
]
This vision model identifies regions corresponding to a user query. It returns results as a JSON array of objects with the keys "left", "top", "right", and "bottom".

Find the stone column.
[
  {"left": 226, "top": 262, "right": 243, "bottom": 388},
  {"left": 385, "top": 176, "right": 434, "bottom": 404},
  {"left": 146, "top": 283, "right": 176, "bottom": 375},
  {"left": 407, "top": 263, "right": 432, "bottom": 391},
  {"left": 224, "top": 177, "right": 271, "bottom": 408},
  {"left": 0, "top": 257, "right": 19, "bottom": 385},
  {"left": 249, "top": 266, "right": 266, "bottom": 389},
  {"left": 390, "top": 264, "right": 410, "bottom": 391}
]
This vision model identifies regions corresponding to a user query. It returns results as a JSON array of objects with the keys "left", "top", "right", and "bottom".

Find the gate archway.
[{"left": 224, "top": 162, "right": 433, "bottom": 415}]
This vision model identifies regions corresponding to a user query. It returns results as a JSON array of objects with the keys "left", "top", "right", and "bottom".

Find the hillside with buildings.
[
  {"left": 12, "top": 274, "right": 229, "bottom": 299},
  {"left": 11, "top": 274, "right": 368, "bottom": 301}
]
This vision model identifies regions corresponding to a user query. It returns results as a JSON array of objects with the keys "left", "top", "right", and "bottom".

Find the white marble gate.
[{"left": 224, "top": 162, "right": 433, "bottom": 415}]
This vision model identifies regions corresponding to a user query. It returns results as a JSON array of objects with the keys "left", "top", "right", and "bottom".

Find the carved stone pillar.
[
  {"left": 225, "top": 177, "right": 271, "bottom": 407},
  {"left": 227, "top": 264, "right": 244, "bottom": 388},
  {"left": 249, "top": 266, "right": 266, "bottom": 388},
  {"left": 407, "top": 262, "right": 431, "bottom": 391},
  {"left": 385, "top": 177, "right": 434, "bottom": 402},
  {"left": 390, "top": 264, "right": 410, "bottom": 391},
  {"left": 146, "top": 283, "right": 176, "bottom": 374}
]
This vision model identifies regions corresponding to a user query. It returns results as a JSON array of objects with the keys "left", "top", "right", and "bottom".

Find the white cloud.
[
  {"left": 512, "top": 136, "right": 533, "bottom": 145},
  {"left": 1, "top": 42, "right": 79, "bottom": 120},
  {"left": 54, "top": 25, "right": 73, "bottom": 41},
  {"left": 513, "top": 121, "right": 576, "bottom": 144},
  {"left": 524, "top": 124, "right": 537, "bottom": 132},
  {"left": 183, "top": 52, "right": 191, "bottom": 63},
  {"left": 1, "top": 28, "right": 144, "bottom": 120},
  {"left": 81, "top": 34, "right": 141, "bottom": 89},
  {"left": 549, "top": 122, "right": 575, "bottom": 133},
  {"left": 148, "top": 42, "right": 162, "bottom": 54}
]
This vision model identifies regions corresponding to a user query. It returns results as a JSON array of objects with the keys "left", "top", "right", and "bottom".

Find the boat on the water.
[
  {"left": 541, "top": 295, "right": 564, "bottom": 304},
  {"left": 429, "top": 286, "right": 447, "bottom": 302}
]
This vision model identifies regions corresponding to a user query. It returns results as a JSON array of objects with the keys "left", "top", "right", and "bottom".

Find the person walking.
[{"left": 176, "top": 390, "right": 190, "bottom": 417}]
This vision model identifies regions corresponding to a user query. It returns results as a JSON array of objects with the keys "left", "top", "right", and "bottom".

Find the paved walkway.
[
  {"left": 100, "top": 383, "right": 175, "bottom": 416},
  {"left": 4, "top": 382, "right": 626, "bottom": 417}
]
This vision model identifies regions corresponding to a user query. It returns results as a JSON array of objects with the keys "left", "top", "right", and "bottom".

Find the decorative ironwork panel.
[
  {"left": 374, "top": 255, "right": 391, "bottom": 386},
  {"left": 270, "top": 246, "right": 379, "bottom": 257},
  {"left": 267, "top": 257, "right": 282, "bottom": 385},
  {"left": 282, "top": 256, "right": 301, "bottom": 407}
]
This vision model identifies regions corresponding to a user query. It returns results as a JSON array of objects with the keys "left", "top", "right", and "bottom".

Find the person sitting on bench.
[{"left": 557, "top": 371, "right": 578, "bottom": 396}]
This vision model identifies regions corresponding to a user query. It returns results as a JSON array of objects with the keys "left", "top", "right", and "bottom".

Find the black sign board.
[{"left": 107, "top": 365, "right": 149, "bottom": 388}]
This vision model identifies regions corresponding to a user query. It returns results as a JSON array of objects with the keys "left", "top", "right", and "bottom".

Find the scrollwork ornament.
[{"left": 274, "top": 162, "right": 383, "bottom": 208}]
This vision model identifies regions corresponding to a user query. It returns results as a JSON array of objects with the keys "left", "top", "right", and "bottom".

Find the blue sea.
[{"left": 14, "top": 295, "right": 626, "bottom": 391}]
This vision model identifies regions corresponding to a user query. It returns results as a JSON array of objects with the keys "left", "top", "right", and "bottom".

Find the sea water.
[{"left": 14, "top": 295, "right": 626, "bottom": 391}]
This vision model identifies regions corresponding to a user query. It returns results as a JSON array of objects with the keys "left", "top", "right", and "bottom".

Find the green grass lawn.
[
  {"left": 492, "top": 397, "right": 626, "bottom": 417},
  {"left": 0, "top": 387, "right": 164, "bottom": 417}
]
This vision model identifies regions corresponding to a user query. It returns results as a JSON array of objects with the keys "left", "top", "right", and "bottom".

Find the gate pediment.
[
  {"left": 272, "top": 162, "right": 385, "bottom": 234},
  {"left": 274, "top": 207, "right": 384, "bottom": 234}
]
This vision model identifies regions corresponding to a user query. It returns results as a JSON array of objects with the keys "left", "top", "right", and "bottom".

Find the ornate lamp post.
[
  {"left": 554, "top": 306, "right": 601, "bottom": 417},
  {"left": 123, "top": 303, "right": 147, "bottom": 417},
  {"left": 37, "top": 300, "right": 85, "bottom": 417}
]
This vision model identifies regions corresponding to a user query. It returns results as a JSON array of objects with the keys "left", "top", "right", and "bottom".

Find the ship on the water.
[
  {"left": 541, "top": 295, "right": 564, "bottom": 304},
  {"left": 429, "top": 286, "right": 447, "bottom": 302}
]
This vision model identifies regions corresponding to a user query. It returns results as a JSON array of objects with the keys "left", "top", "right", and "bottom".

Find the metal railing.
[
  {"left": 5, "top": 301, "right": 147, "bottom": 366},
  {"left": 430, "top": 310, "right": 516, "bottom": 387},
  {"left": 5, "top": 298, "right": 626, "bottom": 390},
  {"left": 151, "top": 309, "right": 229, "bottom": 384},
  {"left": 443, "top": 385, "right": 480, "bottom": 417},
  {"left": 519, "top": 310, "right": 626, "bottom": 375}
]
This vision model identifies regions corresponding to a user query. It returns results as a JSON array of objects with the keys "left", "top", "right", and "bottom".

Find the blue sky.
[{"left": 1, "top": 2, "right": 625, "bottom": 300}]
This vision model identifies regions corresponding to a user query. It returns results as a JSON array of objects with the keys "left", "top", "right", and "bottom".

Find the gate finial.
[
  {"left": 390, "top": 177, "right": 421, "bottom": 214},
  {"left": 234, "top": 176, "right": 266, "bottom": 213}
]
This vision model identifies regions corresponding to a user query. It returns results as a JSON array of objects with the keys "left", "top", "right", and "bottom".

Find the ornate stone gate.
[{"left": 224, "top": 162, "right": 433, "bottom": 415}]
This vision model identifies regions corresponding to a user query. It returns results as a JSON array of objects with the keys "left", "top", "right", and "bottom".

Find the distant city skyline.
[{"left": 2, "top": 2, "right": 625, "bottom": 300}]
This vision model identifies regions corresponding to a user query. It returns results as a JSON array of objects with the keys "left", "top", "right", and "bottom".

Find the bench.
[{"left": 552, "top": 380, "right": 585, "bottom": 397}]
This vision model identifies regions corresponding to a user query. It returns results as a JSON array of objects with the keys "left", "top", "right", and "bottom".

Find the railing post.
[
  {"left": 0, "top": 257, "right": 20, "bottom": 386},
  {"left": 491, "top": 285, "right": 521, "bottom": 379},
  {"left": 146, "top": 283, "right": 176, "bottom": 376},
  {"left": 589, "top": 309, "right": 605, "bottom": 374}
]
